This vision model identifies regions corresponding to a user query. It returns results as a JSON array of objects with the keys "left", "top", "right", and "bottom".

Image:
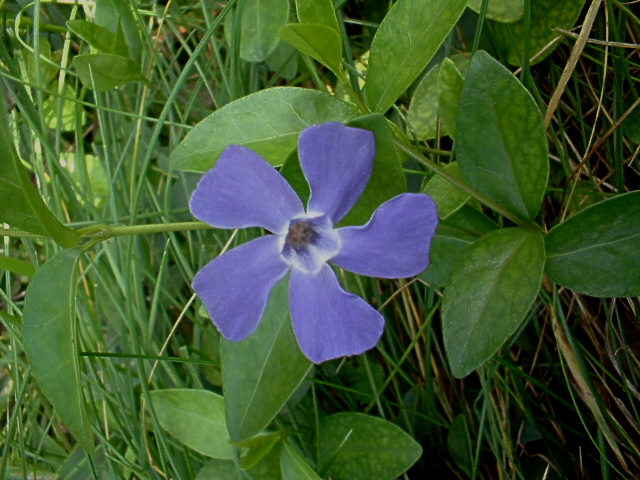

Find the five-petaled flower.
[{"left": 190, "top": 122, "right": 438, "bottom": 364}]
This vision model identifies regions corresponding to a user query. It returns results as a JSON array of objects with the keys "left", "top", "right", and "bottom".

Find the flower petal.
[
  {"left": 332, "top": 193, "right": 438, "bottom": 278},
  {"left": 193, "top": 235, "right": 290, "bottom": 341},
  {"left": 299, "top": 123, "right": 375, "bottom": 223},
  {"left": 289, "top": 265, "right": 384, "bottom": 363},
  {"left": 190, "top": 145, "right": 304, "bottom": 233}
]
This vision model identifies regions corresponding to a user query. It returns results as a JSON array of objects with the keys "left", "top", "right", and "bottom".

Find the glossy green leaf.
[
  {"left": 443, "top": 228, "right": 545, "bottom": 377},
  {"left": 281, "top": 441, "right": 322, "bottom": 480},
  {"left": 279, "top": 24, "right": 342, "bottom": 73},
  {"left": 295, "top": 0, "right": 340, "bottom": 33},
  {"left": 241, "top": 0, "right": 289, "bottom": 62},
  {"left": 197, "top": 448, "right": 281, "bottom": 480},
  {"left": 423, "top": 162, "right": 470, "bottom": 219},
  {"left": 95, "top": 0, "right": 141, "bottom": 60},
  {"left": 545, "top": 191, "right": 640, "bottom": 297},
  {"left": 437, "top": 56, "right": 468, "bottom": 138},
  {"left": 66, "top": 20, "right": 128, "bottom": 56},
  {"left": 0, "top": 255, "right": 36, "bottom": 277},
  {"left": 150, "top": 389, "right": 233, "bottom": 459},
  {"left": 73, "top": 53, "right": 146, "bottom": 91},
  {"left": 23, "top": 249, "right": 93, "bottom": 454},
  {"left": 318, "top": 413, "right": 422, "bottom": 480},
  {"left": 364, "top": 0, "right": 467, "bottom": 113},
  {"left": 456, "top": 51, "right": 548, "bottom": 222},
  {"left": 222, "top": 278, "right": 312, "bottom": 442},
  {"left": 0, "top": 95, "right": 79, "bottom": 247},
  {"left": 493, "top": 0, "right": 586, "bottom": 66},
  {"left": 467, "top": 0, "right": 524, "bottom": 22},
  {"left": 170, "top": 87, "right": 360, "bottom": 172},
  {"left": 420, "top": 227, "right": 477, "bottom": 288},
  {"left": 265, "top": 39, "right": 299, "bottom": 80}
]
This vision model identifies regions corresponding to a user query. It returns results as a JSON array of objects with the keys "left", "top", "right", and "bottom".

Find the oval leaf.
[
  {"left": 442, "top": 228, "right": 545, "bottom": 378},
  {"left": 420, "top": 227, "right": 477, "bottom": 288},
  {"left": 73, "top": 53, "right": 146, "bottom": 91},
  {"left": 279, "top": 23, "right": 342, "bottom": 73},
  {"left": 23, "top": 249, "right": 93, "bottom": 454},
  {"left": 169, "top": 87, "right": 360, "bottom": 172},
  {"left": 222, "top": 278, "right": 312, "bottom": 442},
  {"left": 545, "top": 191, "right": 640, "bottom": 297},
  {"left": 241, "top": 0, "right": 289, "bottom": 62},
  {"left": 456, "top": 51, "right": 548, "bottom": 222},
  {"left": 437, "top": 55, "right": 469, "bottom": 138},
  {"left": 150, "top": 389, "right": 233, "bottom": 459},
  {"left": 318, "top": 412, "right": 422, "bottom": 480},
  {"left": 364, "top": 0, "right": 467, "bottom": 113},
  {"left": 0, "top": 95, "right": 79, "bottom": 247}
]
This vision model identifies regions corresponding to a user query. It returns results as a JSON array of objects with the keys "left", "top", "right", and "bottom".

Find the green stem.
[
  {"left": 393, "top": 138, "right": 539, "bottom": 229},
  {"left": 78, "top": 221, "right": 212, "bottom": 239}
]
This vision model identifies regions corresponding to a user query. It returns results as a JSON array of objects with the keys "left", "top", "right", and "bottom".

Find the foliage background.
[{"left": 1, "top": 0, "right": 639, "bottom": 479}]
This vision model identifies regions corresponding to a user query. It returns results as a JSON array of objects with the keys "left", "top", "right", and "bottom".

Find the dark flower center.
[{"left": 285, "top": 219, "right": 316, "bottom": 251}]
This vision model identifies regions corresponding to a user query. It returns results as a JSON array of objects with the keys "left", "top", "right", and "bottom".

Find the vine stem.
[{"left": 393, "top": 138, "right": 539, "bottom": 230}]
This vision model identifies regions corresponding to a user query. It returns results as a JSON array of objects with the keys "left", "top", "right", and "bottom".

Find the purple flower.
[{"left": 190, "top": 122, "right": 438, "bottom": 364}]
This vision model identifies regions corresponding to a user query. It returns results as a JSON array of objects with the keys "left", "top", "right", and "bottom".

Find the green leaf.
[
  {"left": 420, "top": 227, "right": 477, "bottom": 288},
  {"left": 437, "top": 56, "right": 469, "bottom": 138},
  {"left": 364, "top": 0, "right": 467, "bottom": 113},
  {"left": 222, "top": 278, "right": 312, "bottom": 442},
  {"left": 95, "top": 0, "right": 142, "bottom": 60},
  {"left": 73, "top": 53, "right": 146, "bottom": 91},
  {"left": 456, "top": 51, "right": 548, "bottom": 222},
  {"left": 235, "top": 432, "right": 283, "bottom": 469},
  {"left": 318, "top": 413, "right": 422, "bottom": 480},
  {"left": 295, "top": 0, "right": 340, "bottom": 33},
  {"left": 149, "top": 389, "right": 233, "bottom": 459},
  {"left": 66, "top": 20, "right": 127, "bottom": 56},
  {"left": 0, "top": 255, "right": 36, "bottom": 277},
  {"left": 44, "top": 84, "right": 83, "bottom": 132},
  {"left": 545, "top": 191, "right": 640, "bottom": 297},
  {"left": 241, "top": 0, "right": 290, "bottom": 62},
  {"left": 196, "top": 459, "right": 237, "bottom": 479},
  {"left": 279, "top": 24, "right": 342, "bottom": 73},
  {"left": 467, "top": 0, "right": 524, "bottom": 23},
  {"left": 281, "top": 441, "right": 322, "bottom": 480},
  {"left": 442, "top": 228, "right": 545, "bottom": 377},
  {"left": 493, "top": 0, "right": 586, "bottom": 66},
  {"left": 0, "top": 94, "right": 79, "bottom": 247},
  {"left": 423, "top": 162, "right": 470, "bottom": 220},
  {"left": 23, "top": 249, "right": 93, "bottom": 454},
  {"left": 407, "top": 62, "right": 441, "bottom": 140},
  {"left": 21, "top": 39, "right": 54, "bottom": 89},
  {"left": 343, "top": 115, "right": 406, "bottom": 225},
  {"left": 170, "top": 87, "right": 360, "bottom": 172}
]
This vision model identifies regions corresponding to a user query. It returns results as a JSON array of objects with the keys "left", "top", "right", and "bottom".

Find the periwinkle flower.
[{"left": 190, "top": 122, "right": 438, "bottom": 364}]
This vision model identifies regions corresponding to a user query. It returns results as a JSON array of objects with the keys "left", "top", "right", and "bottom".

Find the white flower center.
[{"left": 280, "top": 215, "right": 340, "bottom": 274}]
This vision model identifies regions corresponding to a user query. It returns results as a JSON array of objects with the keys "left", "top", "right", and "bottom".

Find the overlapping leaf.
[{"left": 443, "top": 228, "right": 545, "bottom": 377}]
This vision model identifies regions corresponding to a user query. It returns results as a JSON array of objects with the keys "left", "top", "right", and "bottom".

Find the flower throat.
[{"left": 285, "top": 219, "right": 317, "bottom": 251}]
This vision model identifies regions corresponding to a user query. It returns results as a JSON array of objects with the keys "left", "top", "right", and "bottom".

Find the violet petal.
[
  {"left": 298, "top": 123, "right": 375, "bottom": 223},
  {"left": 289, "top": 265, "right": 384, "bottom": 363},
  {"left": 332, "top": 193, "right": 438, "bottom": 278},
  {"left": 190, "top": 145, "right": 304, "bottom": 233},
  {"left": 193, "top": 235, "right": 290, "bottom": 341}
]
